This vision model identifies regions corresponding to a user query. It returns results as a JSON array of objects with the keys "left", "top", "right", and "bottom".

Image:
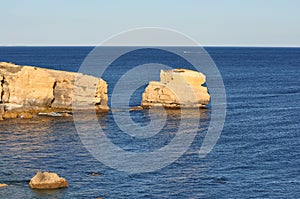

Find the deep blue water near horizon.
[{"left": 0, "top": 47, "right": 299, "bottom": 198}]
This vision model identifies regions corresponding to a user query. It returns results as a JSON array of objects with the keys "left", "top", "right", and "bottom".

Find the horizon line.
[{"left": 1, "top": 44, "right": 300, "bottom": 48}]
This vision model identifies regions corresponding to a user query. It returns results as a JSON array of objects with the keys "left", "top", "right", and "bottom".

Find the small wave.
[{"left": 3, "top": 179, "right": 30, "bottom": 185}]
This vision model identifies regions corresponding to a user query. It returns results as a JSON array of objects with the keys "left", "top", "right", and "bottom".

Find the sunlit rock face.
[
  {"left": 142, "top": 69, "right": 210, "bottom": 108},
  {"left": 0, "top": 62, "right": 109, "bottom": 116},
  {"left": 0, "top": 183, "right": 8, "bottom": 188},
  {"left": 29, "top": 171, "right": 68, "bottom": 189}
]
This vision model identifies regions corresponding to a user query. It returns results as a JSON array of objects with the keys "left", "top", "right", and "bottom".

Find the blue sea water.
[{"left": 0, "top": 47, "right": 299, "bottom": 198}]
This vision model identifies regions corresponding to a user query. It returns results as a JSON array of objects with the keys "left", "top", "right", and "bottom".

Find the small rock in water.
[
  {"left": 29, "top": 171, "right": 68, "bottom": 189},
  {"left": 129, "top": 106, "right": 143, "bottom": 111},
  {"left": 87, "top": 172, "right": 100, "bottom": 176},
  {"left": 0, "top": 183, "right": 8, "bottom": 188},
  {"left": 214, "top": 176, "right": 228, "bottom": 184},
  {"left": 61, "top": 112, "right": 72, "bottom": 117}
]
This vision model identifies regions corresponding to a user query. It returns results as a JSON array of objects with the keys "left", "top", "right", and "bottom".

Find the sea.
[{"left": 0, "top": 47, "right": 299, "bottom": 198}]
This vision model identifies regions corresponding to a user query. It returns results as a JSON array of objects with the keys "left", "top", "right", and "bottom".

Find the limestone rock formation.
[
  {"left": 0, "top": 62, "right": 109, "bottom": 118},
  {"left": 29, "top": 171, "right": 68, "bottom": 189},
  {"left": 142, "top": 69, "right": 210, "bottom": 108}
]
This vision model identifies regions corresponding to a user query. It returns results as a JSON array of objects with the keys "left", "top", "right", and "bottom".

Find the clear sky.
[{"left": 1, "top": 0, "right": 299, "bottom": 46}]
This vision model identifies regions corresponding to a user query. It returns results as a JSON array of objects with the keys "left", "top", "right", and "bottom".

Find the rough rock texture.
[
  {"left": 0, "top": 75, "right": 3, "bottom": 102},
  {"left": 0, "top": 105, "right": 4, "bottom": 120},
  {"left": 0, "top": 62, "right": 109, "bottom": 118},
  {"left": 18, "top": 112, "right": 33, "bottom": 119},
  {"left": 29, "top": 171, "right": 68, "bottom": 189},
  {"left": 142, "top": 69, "right": 210, "bottom": 108}
]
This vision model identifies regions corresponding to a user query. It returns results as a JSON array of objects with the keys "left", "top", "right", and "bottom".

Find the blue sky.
[{"left": 1, "top": 0, "right": 299, "bottom": 46}]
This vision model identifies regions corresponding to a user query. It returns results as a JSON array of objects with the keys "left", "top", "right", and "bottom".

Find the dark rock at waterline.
[{"left": 87, "top": 172, "right": 100, "bottom": 176}]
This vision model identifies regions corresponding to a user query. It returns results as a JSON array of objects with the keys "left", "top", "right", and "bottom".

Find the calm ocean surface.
[{"left": 0, "top": 47, "right": 299, "bottom": 198}]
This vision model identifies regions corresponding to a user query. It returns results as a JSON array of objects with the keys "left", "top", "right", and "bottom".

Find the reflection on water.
[
  {"left": 1, "top": 116, "right": 73, "bottom": 155},
  {"left": 0, "top": 109, "right": 210, "bottom": 198},
  {"left": 105, "top": 108, "right": 208, "bottom": 152},
  {"left": 32, "top": 188, "right": 67, "bottom": 199}
]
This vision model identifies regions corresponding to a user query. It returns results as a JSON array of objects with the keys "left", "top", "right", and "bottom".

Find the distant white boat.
[{"left": 183, "top": 51, "right": 202, "bottom": 54}]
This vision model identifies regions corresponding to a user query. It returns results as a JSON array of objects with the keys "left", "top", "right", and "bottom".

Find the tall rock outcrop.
[
  {"left": 142, "top": 69, "right": 210, "bottom": 108},
  {"left": 0, "top": 62, "right": 109, "bottom": 117}
]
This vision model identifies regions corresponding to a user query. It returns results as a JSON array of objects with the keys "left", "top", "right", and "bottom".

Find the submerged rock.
[
  {"left": 0, "top": 62, "right": 109, "bottom": 119},
  {"left": 87, "top": 172, "right": 100, "bottom": 176},
  {"left": 29, "top": 171, "right": 68, "bottom": 189},
  {"left": 142, "top": 69, "right": 210, "bottom": 108}
]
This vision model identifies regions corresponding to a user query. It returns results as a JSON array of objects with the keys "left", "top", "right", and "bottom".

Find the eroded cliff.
[{"left": 0, "top": 62, "right": 108, "bottom": 119}]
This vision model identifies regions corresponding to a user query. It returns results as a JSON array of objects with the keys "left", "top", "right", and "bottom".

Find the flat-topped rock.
[
  {"left": 0, "top": 62, "right": 109, "bottom": 119},
  {"left": 142, "top": 69, "right": 210, "bottom": 108}
]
